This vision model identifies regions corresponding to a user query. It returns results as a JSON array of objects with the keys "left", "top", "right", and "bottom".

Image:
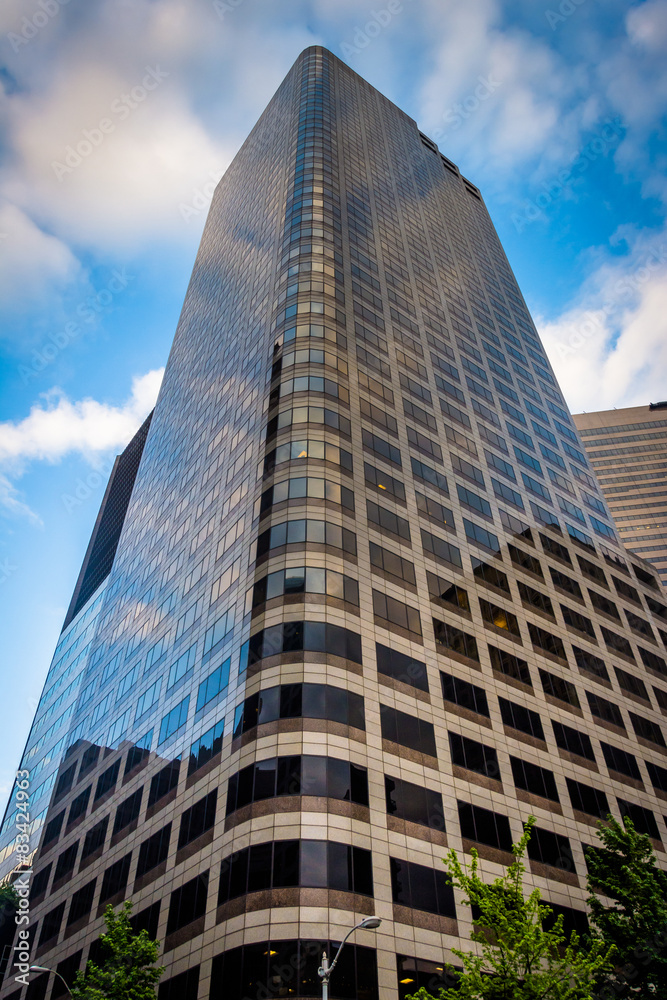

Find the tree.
[
  {"left": 407, "top": 817, "right": 612, "bottom": 1000},
  {"left": 0, "top": 884, "right": 19, "bottom": 910},
  {"left": 70, "top": 901, "right": 164, "bottom": 1000},
  {"left": 586, "top": 814, "right": 667, "bottom": 998}
]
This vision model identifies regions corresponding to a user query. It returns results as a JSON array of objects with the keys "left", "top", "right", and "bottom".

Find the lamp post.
[
  {"left": 318, "top": 916, "right": 381, "bottom": 1000},
  {"left": 29, "top": 965, "right": 72, "bottom": 997}
]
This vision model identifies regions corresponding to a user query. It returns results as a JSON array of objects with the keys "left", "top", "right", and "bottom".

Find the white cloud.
[
  {"left": 0, "top": 202, "right": 81, "bottom": 312},
  {"left": 0, "top": 369, "right": 163, "bottom": 472},
  {"left": 536, "top": 233, "right": 667, "bottom": 412}
]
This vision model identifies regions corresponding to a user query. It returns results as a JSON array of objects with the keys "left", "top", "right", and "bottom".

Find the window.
[
  {"left": 94, "top": 760, "right": 120, "bottom": 802},
  {"left": 167, "top": 644, "right": 197, "bottom": 689},
  {"left": 68, "top": 787, "right": 91, "bottom": 826},
  {"left": 511, "top": 757, "right": 559, "bottom": 801},
  {"left": 561, "top": 605, "right": 596, "bottom": 638},
  {"left": 629, "top": 712, "right": 665, "bottom": 747},
  {"left": 539, "top": 670, "right": 580, "bottom": 708},
  {"left": 113, "top": 789, "right": 143, "bottom": 836},
  {"left": 233, "top": 683, "right": 365, "bottom": 737},
  {"left": 471, "top": 557, "right": 510, "bottom": 593},
  {"left": 615, "top": 667, "right": 649, "bottom": 701},
  {"left": 449, "top": 733, "right": 500, "bottom": 780},
  {"left": 367, "top": 500, "right": 411, "bottom": 540},
  {"left": 227, "top": 756, "right": 369, "bottom": 815},
  {"left": 67, "top": 879, "right": 96, "bottom": 926},
  {"left": 411, "top": 456, "right": 448, "bottom": 494},
  {"left": 589, "top": 590, "right": 620, "bottom": 620},
  {"left": 578, "top": 556, "right": 608, "bottom": 586},
  {"left": 625, "top": 610, "right": 655, "bottom": 641},
  {"left": 135, "top": 679, "right": 162, "bottom": 721},
  {"left": 188, "top": 720, "right": 225, "bottom": 776},
  {"left": 421, "top": 528, "right": 463, "bottom": 568},
  {"left": 616, "top": 800, "right": 660, "bottom": 839},
  {"left": 427, "top": 574, "right": 470, "bottom": 612},
  {"left": 441, "top": 672, "right": 489, "bottom": 716},
  {"left": 219, "top": 841, "right": 373, "bottom": 901},
  {"left": 552, "top": 721, "right": 595, "bottom": 761},
  {"left": 136, "top": 824, "right": 172, "bottom": 878},
  {"left": 159, "top": 696, "right": 190, "bottom": 745},
  {"left": 39, "top": 901, "right": 65, "bottom": 946},
  {"left": 81, "top": 817, "right": 108, "bottom": 861},
  {"left": 380, "top": 705, "right": 437, "bottom": 757},
  {"left": 407, "top": 425, "right": 442, "bottom": 461},
  {"left": 373, "top": 591, "right": 422, "bottom": 636},
  {"left": 639, "top": 647, "right": 667, "bottom": 677},
  {"left": 529, "top": 623, "right": 567, "bottom": 659},
  {"left": 253, "top": 566, "right": 359, "bottom": 608},
  {"left": 257, "top": 518, "right": 357, "bottom": 559},
  {"left": 572, "top": 646, "right": 609, "bottom": 683},
  {"left": 540, "top": 533, "right": 571, "bottom": 564},
  {"left": 613, "top": 576, "right": 641, "bottom": 605},
  {"left": 390, "top": 857, "right": 455, "bottom": 917},
  {"left": 385, "top": 776, "right": 444, "bottom": 830},
  {"left": 458, "top": 802, "right": 513, "bottom": 851},
  {"left": 527, "top": 827, "right": 575, "bottom": 872},
  {"left": 362, "top": 428, "right": 401, "bottom": 466},
  {"left": 99, "top": 853, "right": 132, "bottom": 903},
  {"left": 433, "top": 619, "right": 479, "bottom": 662},
  {"left": 646, "top": 760, "right": 667, "bottom": 795},
  {"left": 464, "top": 519, "right": 499, "bottom": 552},
  {"left": 600, "top": 742, "right": 642, "bottom": 780},
  {"left": 416, "top": 491, "right": 455, "bottom": 528},
  {"left": 457, "top": 485, "right": 492, "bottom": 518},
  {"left": 509, "top": 545, "right": 543, "bottom": 577},
  {"left": 567, "top": 778, "right": 609, "bottom": 818},
  {"left": 196, "top": 658, "right": 231, "bottom": 713},
  {"left": 587, "top": 691, "right": 625, "bottom": 729},
  {"left": 480, "top": 599, "right": 521, "bottom": 636},
  {"left": 364, "top": 462, "right": 405, "bottom": 500},
  {"left": 376, "top": 643, "right": 429, "bottom": 692},
  {"left": 498, "top": 697, "right": 545, "bottom": 739},
  {"left": 489, "top": 645, "right": 531, "bottom": 686},
  {"left": 148, "top": 760, "right": 180, "bottom": 808},
  {"left": 178, "top": 790, "right": 217, "bottom": 850},
  {"left": 54, "top": 843, "right": 78, "bottom": 883},
  {"left": 518, "top": 582, "right": 554, "bottom": 616},
  {"left": 602, "top": 627, "right": 635, "bottom": 661},
  {"left": 166, "top": 872, "right": 209, "bottom": 935},
  {"left": 158, "top": 968, "right": 200, "bottom": 1000}
]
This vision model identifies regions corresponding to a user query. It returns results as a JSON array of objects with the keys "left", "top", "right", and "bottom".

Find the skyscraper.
[
  {"left": 3, "top": 46, "right": 667, "bottom": 1000},
  {"left": 573, "top": 403, "right": 667, "bottom": 588}
]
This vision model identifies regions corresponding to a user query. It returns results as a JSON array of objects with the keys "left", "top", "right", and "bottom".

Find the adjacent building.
[
  {"left": 574, "top": 403, "right": 667, "bottom": 588},
  {"left": 3, "top": 47, "right": 667, "bottom": 1000}
]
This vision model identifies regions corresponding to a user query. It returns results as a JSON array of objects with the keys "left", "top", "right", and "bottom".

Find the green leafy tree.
[
  {"left": 0, "top": 884, "right": 19, "bottom": 909},
  {"left": 408, "top": 816, "right": 612, "bottom": 1000},
  {"left": 586, "top": 814, "right": 667, "bottom": 998},
  {"left": 70, "top": 901, "right": 164, "bottom": 1000}
]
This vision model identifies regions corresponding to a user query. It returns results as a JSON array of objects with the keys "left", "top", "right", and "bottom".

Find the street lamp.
[
  {"left": 29, "top": 965, "right": 72, "bottom": 997},
  {"left": 318, "top": 916, "right": 381, "bottom": 1000}
]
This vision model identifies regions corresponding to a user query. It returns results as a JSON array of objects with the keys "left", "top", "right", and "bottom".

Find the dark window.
[
  {"left": 421, "top": 528, "right": 463, "bottom": 568},
  {"left": 363, "top": 428, "right": 401, "bottom": 466},
  {"left": 549, "top": 567, "right": 582, "bottom": 598},
  {"left": 136, "top": 823, "right": 172, "bottom": 878},
  {"left": 54, "top": 763, "right": 77, "bottom": 801},
  {"left": 147, "top": 760, "right": 180, "bottom": 807},
  {"left": 188, "top": 719, "right": 225, "bottom": 776},
  {"left": 246, "top": 620, "right": 363, "bottom": 666},
  {"left": 411, "top": 456, "right": 449, "bottom": 494},
  {"left": 54, "top": 843, "right": 78, "bottom": 882},
  {"left": 552, "top": 721, "right": 595, "bottom": 761},
  {"left": 125, "top": 744, "right": 150, "bottom": 775},
  {"left": 488, "top": 645, "right": 531, "bottom": 686},
  {"left": 613, "top": 576, "right": 641, "bottom": 605},
  {"left": 471, "top": 556, "right": 510, "bottom": 592},
  {"left": 178, "top": 790, "right": 218, "bottom": 849},
  {"left": 166, "top": 872, "right": 209, "bottom": 934},
  {"left": 94, "top": 759, "right": 120, "bottom": 802},
  {"left": 458, "top": 802, "right": 513, "bottom": 851},
  {"left": 433, "top": 619, "right": 479, "bottom": 661},
  {"left": 527, "top": 827, "right": 575, "bottom": 872},
  {"left": 449, "top": 733, "right": 500, "bottom": 780},
  {"left": 464, "top": 518, "right": 499, "bottom": 552},
  {"left": 540, "top": 533, "right": 571, "bottom": 563},
  {"left": 385, "top": 776, "right": 444, "bottom": 830},
  {"left": 376, "top": 643, "right": 428, "bottom": 692},
  {"left": 543, "top": 903, "right": 589, "bottom": 939},
  {"left": 639, "top": 647, "right": 667, "bottom": 677},
  {"left": 78, "top": 745, "right": 99, "bottom": 777},
  {"left": 561, "top": 605, "right": 596, "bottom": 638},
  {"left": 529, "top": 623, "right": 567, "bottom": 660},
  {"left": 81, "top": 816, "right": 108, "bottom": 861},
  {"left": 480, "top": 599, "right": 521, "bottom": 636},
  {"left": 364, "top": 462, "right": 405, "bottom": 500},
  {"left": 509, "top": 545, "right": 543, "bottom": 577},
  {"left": 498, "top": 697, "right": 545, "bottom": 740},
  {"left": 52, "top": 950, "right": 83, "bottom": 999},
  {"left": 380, "top": 705, "right": 437, "bottom": 757},
  {"left": 416, "top": 491, "right": 456, "bottom": 528},
  {"left": 99, "top": 853, "right": 132, "bottom": 903},
  {"left": 578, "top": 556, "right": 607, "bottom": 586},
  {"left": 67, "top": 879, "right": 96, "bottom": 926},
  {"left": 396, "top": 954, "right": 458, "bottom": 1000},
  {"left": 113, "top": 788, "right": 143, "bottom": 836},
  {"left": 39, "top": 902, "right": 65, "bottom": 946},
  {"left": 518, "top": 581, "right": 554, "bottom": 616},
  {"left": 370, "top": 542, "right": 416, "bottom": 586},
  {"left": 226, "top": 755, "right": 369, "bottom": 815},
  {"left": 625, "top": 610, "right": 655, "bottom": 640},
  {"left": 629, "top": 712, "right": 665, "bottom": 747},
  {"left": 602, "top": 627, "right": 635, "bottom": 661},
  {"left": 647, "top": 760, "right": 667, "bottom": 794},
  {"left": 572, "top": 646, "right": 609, "bottom": 682},
  {"left": 31, "top": 863, "right": 52, "bottom": 899},
  {"left": 441, "top": 672, "right": 489, "bottom": 716},
  {"left": 130, "top": 901, "right": 161, "bottom": 941},
  {"left": 511, "top": 757, "right": 559, "bottom": 801},
  {"left": 616, "top": 800, "right": 660, "bottom": 839},
  {"left": 68, "top": 785, "right": 91, "bottom": 826},
  {"left": 373, "top": 590, "right": 422, "bottom": 636},
  {"left": 390, "top": 857, "right": 455, "bottom": 917},
  {"left": 158, "top": 967, "right": 200, "bottom": 1000},
  {"left": 539, "top": 670, "right": 580, "bottom": 708},
  {"left": 586, "top": 689, "right": 625, "bottom": 728},
  {"left": 233, "top": 683, "right": 365, "bottom": 736},
  {"left": 589, "top": 589, "right": 620, "bottom": 620},
  {"left": 43, "top": 810, "right": 65, "bottom": 847},
  {"left": 601, "top": 742, "right": 642, "bottom": 780},
  {"left": 367, "top": 499, "right": 411, "bottom": 540},
  {"left": 615, "top": 667, "right": 649, "bottom": 701},
  {"left": 427, "top": 574, "right": 470, "bottom": 613},
  {"left": 567, "top": 778, "right": 609, "bottom": 818}
]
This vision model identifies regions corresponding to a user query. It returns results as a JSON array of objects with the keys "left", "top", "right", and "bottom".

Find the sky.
[{"left": 0, "top": 0, "right": 666, "bottom": 814}]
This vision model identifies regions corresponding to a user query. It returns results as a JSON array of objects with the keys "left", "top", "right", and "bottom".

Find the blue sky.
[{"left": 0, "top": 0, "right": 666, "bottom": 812}]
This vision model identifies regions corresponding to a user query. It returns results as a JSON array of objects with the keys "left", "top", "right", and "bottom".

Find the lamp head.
[
  {"left": 359, "top": 917, "right": 381, "bottom": 929},
  {"left": 29, "top": 967, "right": 51, "bottom": 973}
]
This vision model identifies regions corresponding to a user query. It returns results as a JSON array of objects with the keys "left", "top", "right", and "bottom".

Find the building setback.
[
  {"left": 3, "top": 46, "right": 667, "bottom": 1000},
  {"left": 574, "top": 403, "right": 667, "bottom": 589}
]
